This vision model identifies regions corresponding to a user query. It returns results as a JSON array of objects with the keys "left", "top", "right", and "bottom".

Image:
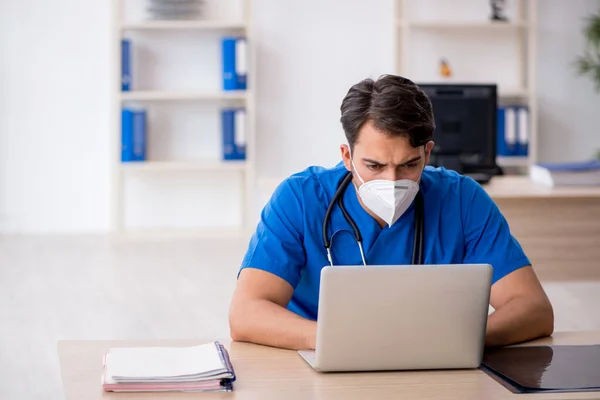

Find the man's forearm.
[
  {"left": 485, "top": 296, "right": 554, "bottom": 347},
  {"left": 229, "top": 298, "right": 317, "bottom": 350}
]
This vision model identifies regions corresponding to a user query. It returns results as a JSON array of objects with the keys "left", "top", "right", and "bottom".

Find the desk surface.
[
  {"left": 484, "top": 176, "right": 600, "bottom": 199},
  {"left": 58, "top": 331, "right": 600, "bottom": 400}
]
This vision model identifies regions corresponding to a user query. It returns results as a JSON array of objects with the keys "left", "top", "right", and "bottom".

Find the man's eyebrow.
[
  {"left": 362, "top": 158, "right": 386, "bottom": 166},
  {"left": 399, "top": 156, "right": 422, "bottom": 166},
  {"left": 362, "top": 156, "right": 422, "bottom": 167}
]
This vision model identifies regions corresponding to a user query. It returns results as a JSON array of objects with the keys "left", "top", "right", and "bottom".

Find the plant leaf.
[
  {"left": 594, "top": 65, "right": 600, "bottom": 92},
  {"left": 575, "top": 9, "right": 600, "bottom": 89},
  {"left": 583, "top": 11, "right": 600, "bottom": 46},
  {"left": 574, "top": 54, "right": 595, "bottom": 74}
]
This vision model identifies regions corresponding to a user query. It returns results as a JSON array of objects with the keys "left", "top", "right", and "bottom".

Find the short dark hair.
[{"left": 340, "top": 74, "right": 435, "bottom": 150}]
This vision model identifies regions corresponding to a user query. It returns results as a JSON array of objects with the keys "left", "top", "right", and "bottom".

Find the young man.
[{"left": 229, "top": 75, "right": 554, "bottom": 350}]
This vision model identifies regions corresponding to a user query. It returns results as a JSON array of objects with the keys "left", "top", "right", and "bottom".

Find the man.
[{"left": 229, "top": 74, "right": 554, "bottom": 350}]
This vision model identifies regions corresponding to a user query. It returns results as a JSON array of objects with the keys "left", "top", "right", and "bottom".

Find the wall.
[
  {"left": 536, "top": 0, "right": 600, "bottom": 163},
  {"left": 0, "top": 0, "right": 112, "bottom": 233},
  {"left": 0, "top": 0, "right": 598, "bottom": 233},
  {"left": 252, "top": 0, "right": 395, "bottom": 178}
]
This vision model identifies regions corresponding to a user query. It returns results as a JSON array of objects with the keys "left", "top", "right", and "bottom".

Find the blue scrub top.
[{"left": 240, "top": 163, "right": 530, "bottom": 321}]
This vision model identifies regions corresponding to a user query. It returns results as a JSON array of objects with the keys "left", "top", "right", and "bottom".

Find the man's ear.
[
  {"left": 340, "top": 144, "right": 352, "bottom": 172},
  {"left": 423, "top": 141, "right": 435, "bottom": 165}
]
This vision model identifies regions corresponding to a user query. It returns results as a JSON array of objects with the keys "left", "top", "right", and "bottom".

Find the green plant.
[{"left": 575, "top": 9, "right": 600, "bottom": 92}]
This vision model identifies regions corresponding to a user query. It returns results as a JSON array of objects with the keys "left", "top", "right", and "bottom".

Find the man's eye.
[
  {"left": 366, "top": 164, "right": 381, "bottom": 170},
  {"left": 405, "top": 163, "right": 418, "bottom": 168}
]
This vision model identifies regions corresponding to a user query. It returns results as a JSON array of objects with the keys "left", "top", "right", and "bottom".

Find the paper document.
[{"left": 102, "top": 341, "right": 236, "bottom": 392}]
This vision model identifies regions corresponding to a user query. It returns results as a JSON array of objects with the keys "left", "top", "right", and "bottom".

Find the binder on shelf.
[
  {"left": 222, "top": 37, "right": 247, "bottom": 91},
  {"left": 121, "top": 39, "right": 131, "bottom": 92},
  {"left": 221, "top": 108, "right": 246, "bottom": 161},
  {"left": 121, "top": 107, "right": 147, "bottom": 162},
  {"left": 497, "top": 105, "right": 529, "bottom": 158},
  {"left": 516, "top": 106, "right": 529, "bottom": 157},
  {"left": 235, "top": 38, "right": 247, "bottom": 90}
]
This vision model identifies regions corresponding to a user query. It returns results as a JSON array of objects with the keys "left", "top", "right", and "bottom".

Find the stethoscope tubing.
[{"left": 323, "top": 171, "right": 424, "bottom": 267}]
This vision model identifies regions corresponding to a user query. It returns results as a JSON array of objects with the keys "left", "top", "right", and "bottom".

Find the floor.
[{"left": 1, "top": 235, "right": 600, "bottom": 400}]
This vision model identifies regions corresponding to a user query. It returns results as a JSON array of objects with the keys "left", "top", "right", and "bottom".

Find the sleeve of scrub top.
[
  {"left": 239, "top": 177, "right": 306, "bottom": 289},
  {"left": 460, "top": 177, "right": 531, "bottom": 284}
]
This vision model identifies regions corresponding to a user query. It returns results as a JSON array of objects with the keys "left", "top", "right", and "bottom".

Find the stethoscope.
[{"left": 322, "top": 171, "right": 425, "bottom": 267}]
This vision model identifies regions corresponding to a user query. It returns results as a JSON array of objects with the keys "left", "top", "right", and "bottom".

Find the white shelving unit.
[
  {"left": 395, "top": 0, "right": 538, "bottom": 171},
  {"left": 402, "top": 20, "right": 528, "bottom": 30},
  {"left": 111, "top": 0, "right": 255, "bottom": 237}
]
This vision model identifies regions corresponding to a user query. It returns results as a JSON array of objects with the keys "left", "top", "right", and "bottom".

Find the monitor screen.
[{"left": 417, "top": 83, "right": 498, "bottom": 174}]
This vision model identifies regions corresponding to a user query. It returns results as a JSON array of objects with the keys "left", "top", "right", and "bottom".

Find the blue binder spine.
[
  {"left": 132, "top": 109, "right": 147, "bottom": 161},
  {"left": 235, "top": 38, "right": 247, "bottom": 90},
  {"left": 221, "top": 108, "right": 236, "bottom": 160},
  {"left": 121, "top": 39, "right": 131, "bottom": 91},
  {"left": 221, "top": 108, "right": 246, "bottom": 160},
  {"left": 504, "top": 106, "right": 517, "bottom": 156},
  {"left": 121, "top": 109, "right": 134, "bottom": 162},
  {"left": 222, "top": 38, "right": 237, "bottom": 91},
  {"left": 498, "top": 105, "right": 528, "bottom": 157},
  {"left": 222, "top": 37, "right": 248, "bottom": 91},
  {"left": 121, "top": 108, "right": 146, "bottom": 162},
  {"left": 516, "top": 106, "right": 529, "bottom": 157},
  {"left": 233, "top": 108, "right": 247, "bottom": 160}
]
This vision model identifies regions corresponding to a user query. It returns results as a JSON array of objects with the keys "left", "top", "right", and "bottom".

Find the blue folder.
[{"left": 121, "top": 108, "right": 146, "bottom": 162}]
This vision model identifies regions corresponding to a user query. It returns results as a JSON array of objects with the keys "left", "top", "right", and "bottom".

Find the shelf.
[
  {"left": 499, "top": 88, "right": 529, "bottom": 98},
  {"left": 497, "top": 156, "right": 530, "bottom": 167},
  {"left": 398, "top": 20, "right": 528, "bottom": 30},
  {"left": 120, "top": 160, "right": 247, "bottom": 172},
  {"left": 415, "top": 85, "right": 527, "bottom": 99},
  {"left": 121, "top": 20, "right": 246, "bottom": 31},
  {"left": 120, "top": 90, "right": 247, "bottom": 101}
]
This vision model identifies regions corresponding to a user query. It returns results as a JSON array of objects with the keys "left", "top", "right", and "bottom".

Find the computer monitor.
[{"left": 418, "top": 83, "right": 500, "bottom": 181}]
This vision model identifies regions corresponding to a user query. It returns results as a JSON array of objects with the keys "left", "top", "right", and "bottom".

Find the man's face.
[{"left": 341, "top": 120, "right": 434, "bottom": 185}]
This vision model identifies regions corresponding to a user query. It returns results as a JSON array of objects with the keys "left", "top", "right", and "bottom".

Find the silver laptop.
[{"left": 298, "top": 264, "right": 492, "bottom": 372}]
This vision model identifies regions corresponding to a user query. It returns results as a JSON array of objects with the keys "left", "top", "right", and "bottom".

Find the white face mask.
[{"left": 351, "top": 159, "right": 420, "bottom": 227}]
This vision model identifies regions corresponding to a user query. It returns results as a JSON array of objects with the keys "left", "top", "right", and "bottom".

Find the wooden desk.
[
  {"left": 58, "top": 331, "right": 600, "bottom": 400},
  {"left": 482, "top": 176, "right": 600, "bottom": 281},
  {"left": 483, "top": 176, "right": 600, "bottom": 200}
]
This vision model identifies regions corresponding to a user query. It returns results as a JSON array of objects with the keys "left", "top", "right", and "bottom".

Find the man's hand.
[
  {"left": 486, "top": 266, "right": 554, "bottom": 347},
  {"left": 229, "top": 268, "right": 317, "bottom": 350}
]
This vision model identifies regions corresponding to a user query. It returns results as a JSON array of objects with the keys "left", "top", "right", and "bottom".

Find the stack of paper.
[
  {"left": 146, "top": 0, "right": 204, "bottom": 20},
  {"left": 530, "top": 160, "right": 600, "bottom": 187},
  {"left": 102, "top": 341, "right": 235, "bottom": 392}
]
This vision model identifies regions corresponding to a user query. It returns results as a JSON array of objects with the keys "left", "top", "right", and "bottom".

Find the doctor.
[{"left": 229, "top": 74, "right": 554, "bottom": 350}]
